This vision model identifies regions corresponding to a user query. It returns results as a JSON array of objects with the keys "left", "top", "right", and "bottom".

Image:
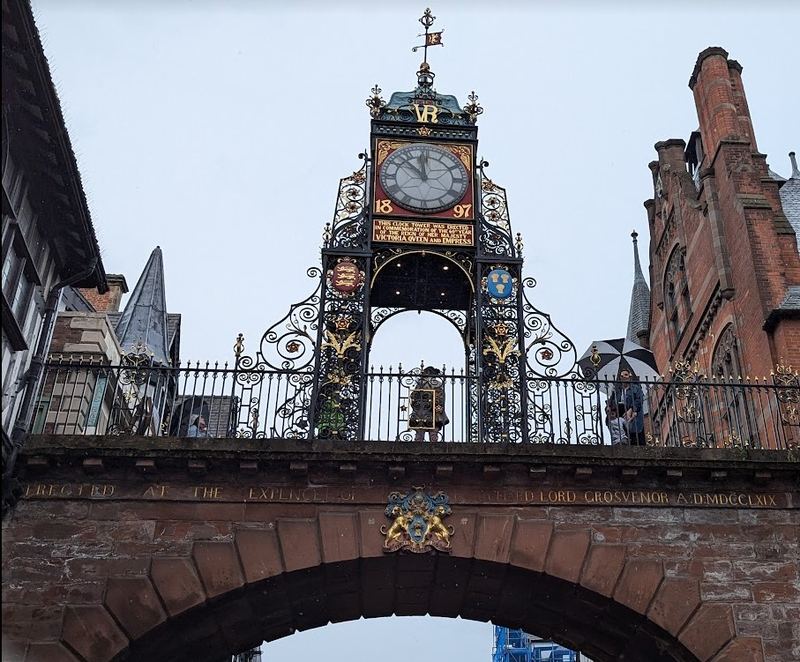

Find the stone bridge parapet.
[{"left": 2, "top": 436, "right": 798, "bottom": 662}]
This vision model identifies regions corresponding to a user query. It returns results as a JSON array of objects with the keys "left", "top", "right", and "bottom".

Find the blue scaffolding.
[{"left": 492, "top": 627, "right": 584, "bottom": 662}]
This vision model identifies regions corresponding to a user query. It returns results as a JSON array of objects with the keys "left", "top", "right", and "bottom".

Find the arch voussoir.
[
  {"left": 679, "top": 603, "right": 736, "bottom": 661},
  {"left": 192, "top": 541, "right": 245, "bottom": 599},
  {"left": 234, "top": 529, "right": 284, "bottom": 583},
  {"left": 473, "top": 513, "right": 514, "bottom": 563},
  {"left": 711, "top": 636, "right": 765, "bottom": 662},
  {"left": 579, "top": 543, "right": 626, "bottom": 597},
  {"left": 613, "top": 559, "right": 664, "bottom": 615},
  {"left": 508, "top": 518, "right": 553, "bottom": 572},
  {"left": 318, "top": 512, "right": 359, "bottom": 563},
  {"left": 276, "top": 518, "right": 322, "bottom": 572},
  {"left": 102, "top": 576, "right": 166, "bottom": 641},
  {"left": 60, "top": 605, "right": 128, "bottom": 662},
  {"left": 543, "top": 529, "right": 591, "bottom": 583},
  {"left": 24, "top": 643, "right": 79, "bottom": 662},
  {"left": 148, "top": 557, "right": 206, "bottom": 618},
  {"left": 647, "top": 576, "right": 701, "bottom": 636}
]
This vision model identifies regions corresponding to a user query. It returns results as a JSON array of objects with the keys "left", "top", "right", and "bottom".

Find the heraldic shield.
[{"left": 381, "top": 487, "right": 454, "bottom": 553}]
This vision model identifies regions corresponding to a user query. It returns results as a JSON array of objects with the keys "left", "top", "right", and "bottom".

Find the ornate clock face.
[{"left": 379, "top": 143, "right": 469, "bottom": 213}]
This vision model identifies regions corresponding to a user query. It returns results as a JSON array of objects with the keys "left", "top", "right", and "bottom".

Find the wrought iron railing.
[{"left": 30, "top": 358, "right": 799, "bottom": 450}]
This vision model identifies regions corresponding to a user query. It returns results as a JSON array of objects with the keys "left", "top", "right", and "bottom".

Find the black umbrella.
[{"left": 578, "top": 338, "right": 660, "bottom": 382}]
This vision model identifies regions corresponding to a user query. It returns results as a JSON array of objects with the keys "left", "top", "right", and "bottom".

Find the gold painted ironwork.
[
  {"left": 366, "top": 84, "right": 385, "bottom": 119},
  {"left": 463, "top": 90, "right": 484, "bottom": 123},
  {"left": 233, "top": 333, "right": 244, "bottom": 359},
  {"left": 483, "top": 325, "right": 519, "bottom": 366},
  {"left": 322, "top": 328, "right": 361, "bottom": 358},
  {"left": 590, "top": 344, "right": 601, "bottom": 367}
]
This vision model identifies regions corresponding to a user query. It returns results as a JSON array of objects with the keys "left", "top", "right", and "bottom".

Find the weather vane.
[{"left": 411, "top": 8, "right": 444, "bottom": 66}]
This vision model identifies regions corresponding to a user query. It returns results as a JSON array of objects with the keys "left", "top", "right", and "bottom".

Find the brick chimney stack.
[
  {"left": 688, "top": 47, "right": 757, "bottom": 160},
  {"left": 78, "top": 274, "right": 128, "bottom": 313}
]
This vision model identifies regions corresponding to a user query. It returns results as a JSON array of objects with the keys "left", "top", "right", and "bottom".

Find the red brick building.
[{"left": 643, "top": 47, "right": 800, "bottom": 392}]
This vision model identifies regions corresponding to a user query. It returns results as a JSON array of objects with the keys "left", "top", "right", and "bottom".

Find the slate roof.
[
  {"left": 779, "top": 285, "right": 800, "bottom": 311},
  {"left": 114, "top": 247, "right": 170, "bottom": 365},
  {"left": 778, "top": 153, "right": 800, "bottom": 253},
  {"left": 626, "top": 231, "right": 651, "bottom": 343}
]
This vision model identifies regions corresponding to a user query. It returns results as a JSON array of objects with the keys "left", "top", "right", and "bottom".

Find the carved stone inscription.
[{"left": 21, "top": 482, "right": 793, "bottom": 509}]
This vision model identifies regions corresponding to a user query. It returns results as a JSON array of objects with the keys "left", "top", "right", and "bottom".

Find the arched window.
[
  {"left": 711, "top": 325, "right": 743, "bottom": 380},
  {"left": 664, "top": 247, "right": 690, "bottom": 346},
  {"left": 711, "top": 325, "right": 757, "bottom": 447}
]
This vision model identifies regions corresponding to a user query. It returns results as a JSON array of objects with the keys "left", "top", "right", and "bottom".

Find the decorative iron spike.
[{"left": 233, "top": 333, "right": 244, "bottom": 358}]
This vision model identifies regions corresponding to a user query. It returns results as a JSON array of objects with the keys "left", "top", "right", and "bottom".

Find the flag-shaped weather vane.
[
  {"left": 412, "top": 8, "right": 444, "bottom": 65},
  {"left": 411, "top": 8, "right": 443, "bottom": 91}
]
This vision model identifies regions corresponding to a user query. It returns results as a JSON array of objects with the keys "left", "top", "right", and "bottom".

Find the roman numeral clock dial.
[{"left": 379, "top": 143, "right": 468, "bottom": 214}]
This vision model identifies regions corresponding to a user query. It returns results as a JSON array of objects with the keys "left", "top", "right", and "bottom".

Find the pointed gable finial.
[{"left": 790, "top": 151, "right": 799, "bottom": 178}]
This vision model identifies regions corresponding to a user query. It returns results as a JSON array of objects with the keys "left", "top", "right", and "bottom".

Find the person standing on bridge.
[{"left": 614, "top": 368, "right": 645, "bottom": 446}]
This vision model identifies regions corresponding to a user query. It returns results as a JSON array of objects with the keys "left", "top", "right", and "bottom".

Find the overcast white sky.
[{"left": 30, "top": 0, "right": 798, "bottom": 659}]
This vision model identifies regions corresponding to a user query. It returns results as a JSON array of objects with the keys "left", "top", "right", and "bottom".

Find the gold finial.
[
  {"left": 590, "top": 344, "right": 601, "bottom": 367},
  {"left": 233, "top": 333, "right": 244, "bottom": 358},
  {"left": 463, "top": 90, "right": 484, "bottom": 124},
  {"left": 366, "top": 84, "right": 385, "bottom": 118}
]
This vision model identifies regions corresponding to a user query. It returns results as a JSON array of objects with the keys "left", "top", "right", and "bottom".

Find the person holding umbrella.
[{"left": 614, "top": 368, "right": 645, "bottom": 446}]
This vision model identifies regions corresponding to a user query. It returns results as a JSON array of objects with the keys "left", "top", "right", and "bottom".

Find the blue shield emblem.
[
  {"left": 407, "top": 513, "right": 428, "bottom": 544},
  {"left": 487, "top": 268, "right": 513, "bottom": 299}
]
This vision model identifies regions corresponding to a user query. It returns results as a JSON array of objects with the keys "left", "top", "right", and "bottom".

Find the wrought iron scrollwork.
[
  {"left": 667, "top": 361, "right": 713, "bottom": 448},
  {"left": 478, "top": 163, "right": 516, "bottom": 258},
  {"left": 477, "top": 264, "right": 524, "bottom": 443},
  {"left": 233, "top": 267, "right": 323, "bottom": 438},
  {"left": 370, "top": 307, "right": 469, "bottom": 341},
  {"left": 241, "top": 267, "right": 322, "bottom": 374},
  {"left": 313, "top": 255, "right": 369, "bottom": 440},
  {"left": 773, "top": 360, "right": 800, "bottom": 430},
  {"left": 326, "top": 155, "right": 369, "bottom": 249},
  {"left": 521, "top": 277, "right": 578, "bottom": 379}
]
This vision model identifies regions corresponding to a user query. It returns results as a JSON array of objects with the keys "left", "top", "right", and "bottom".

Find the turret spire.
[
  {"left": 626, "top": 230, "right": 651, "bottom": 345},
  {"left": 115, "top": 246, "right": 170, "bottom": 365}
]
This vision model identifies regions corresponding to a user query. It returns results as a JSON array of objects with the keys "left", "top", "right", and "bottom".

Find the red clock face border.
[{"left": 373, "top": 139, "right": 475, "bottom": 221}]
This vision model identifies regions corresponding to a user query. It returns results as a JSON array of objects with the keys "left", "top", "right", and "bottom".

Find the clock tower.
[{"left": 239, "top": 9, "right": 580, "bottom": 443}]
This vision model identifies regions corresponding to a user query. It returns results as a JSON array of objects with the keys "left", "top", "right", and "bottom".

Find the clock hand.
[
  {"left": 419, "top": 152, "right": 428, "bottom": 181},
  {"left": 403, "top": 162, "right": 424, "bottom": 179}
]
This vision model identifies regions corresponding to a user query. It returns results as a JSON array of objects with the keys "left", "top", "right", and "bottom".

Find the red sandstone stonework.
[
  {"left": 647, "top": 48, "right": 800, "bottom": 398},
  {"left": 1, "top": 436, "right": 798, "bottom": 662}
]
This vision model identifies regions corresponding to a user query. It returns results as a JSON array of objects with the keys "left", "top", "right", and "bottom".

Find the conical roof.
[
  {"left": 626, "top": 231, "right": 651, "bottom": 344},
  {"left": 115, "top": 246, "right": 170, "bottom": 365}
]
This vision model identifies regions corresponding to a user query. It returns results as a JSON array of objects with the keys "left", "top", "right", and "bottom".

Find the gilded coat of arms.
[{"left": 381, "top": 487, "right": 454, "bottom": 553}]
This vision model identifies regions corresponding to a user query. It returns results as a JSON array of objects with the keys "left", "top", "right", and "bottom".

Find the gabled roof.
[
  {"left": 114, "top": 247, "right": 170, "bottom": 365},
  {"left": 626, "top": 231, "right": 651, "bottom": 343}
]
